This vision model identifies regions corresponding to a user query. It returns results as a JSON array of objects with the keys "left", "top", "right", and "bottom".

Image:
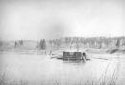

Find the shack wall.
[{"left": 63, "top": 51, "right": 82, "bottom": 59}]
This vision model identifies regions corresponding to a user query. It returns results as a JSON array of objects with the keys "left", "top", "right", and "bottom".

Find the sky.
[{"left": 0, "top": 0, "right": 124, "bottom": 40}]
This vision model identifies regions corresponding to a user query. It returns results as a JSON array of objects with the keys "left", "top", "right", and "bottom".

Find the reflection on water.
[
  {"left": 0, "top": 52, "right": 125, "bottom": 85},
  {"left": 63, "top": 59, "right": 86, "bottom": 64}
]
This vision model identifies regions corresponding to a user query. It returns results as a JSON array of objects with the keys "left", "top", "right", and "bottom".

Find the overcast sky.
[{"left": 0, "top": 0, "right": 124, "bottom": 40}]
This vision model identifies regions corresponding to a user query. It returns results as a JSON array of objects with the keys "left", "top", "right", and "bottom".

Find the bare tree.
[{"left": 39, "top": 39, "right": 46, "bottom": 50}]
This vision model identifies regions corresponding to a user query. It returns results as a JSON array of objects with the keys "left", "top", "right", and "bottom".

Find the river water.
[{"left": 0, "top": 51, "right": 125, "bottom": 85}]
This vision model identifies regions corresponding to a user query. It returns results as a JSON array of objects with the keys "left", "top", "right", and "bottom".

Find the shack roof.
[{"left": 63, "top": 50, "right": 85, "bottom": 53}]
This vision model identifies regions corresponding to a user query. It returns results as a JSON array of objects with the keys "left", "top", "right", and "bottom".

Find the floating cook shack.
[{"left": 52, "top": 50, "right": 89, "bottom": 61}]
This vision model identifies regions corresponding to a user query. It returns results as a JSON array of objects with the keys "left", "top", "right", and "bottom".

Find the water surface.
[{"left": 0, "top": 51, "right": 125, "bottom": 85}]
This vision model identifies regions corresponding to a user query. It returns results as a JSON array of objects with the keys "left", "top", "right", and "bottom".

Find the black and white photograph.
[{"left": 0, "top": 0, "right": 125, "bottom": 85}]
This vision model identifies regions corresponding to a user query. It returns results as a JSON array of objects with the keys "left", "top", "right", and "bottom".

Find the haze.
[{"left": 0, "top": 0, "right": 124, "bottom": 40}]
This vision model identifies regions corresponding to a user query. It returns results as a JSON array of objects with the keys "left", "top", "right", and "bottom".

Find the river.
[{"left": 0, "top": 51, "right": 125, "bottom": 85}]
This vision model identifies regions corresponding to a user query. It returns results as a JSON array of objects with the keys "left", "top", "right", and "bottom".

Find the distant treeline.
[
  {"left": 0, "top": 36, "right": 125, "bottom": 51},
  {"left": 47, "top": 36, "right": 125, "bottom": 50}
]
